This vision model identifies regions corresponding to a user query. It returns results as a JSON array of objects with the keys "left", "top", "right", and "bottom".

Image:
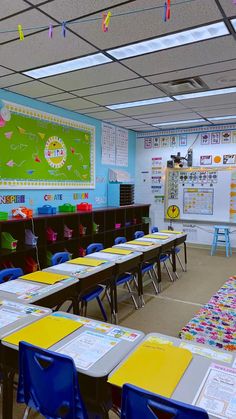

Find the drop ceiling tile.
[
  {"left": 86, "top": 85, "right": 165, "bottom": 106},
  {"left": 201, "top": 70, "right": 236, "bottom": 89},
  {"left": 43, "top": 62, "right": 136, "bottom": 90},
  {"left": 28, "top": 0, "right": 55, "bottom": 4},
  {"left": 78, "top": 106, "right": 105, "bottom": 114},
  {"left": 139, "top": 113, "right": 202, "bottom": 124},
  {"left": 54, "top": 98, "right": 99, "bottom": 110},
  {"left": 0, "top": 0, "right": 29, "bottom": 19},
  {"left": 69, "top": 0, "right": 221, "bottom": 50},
  {"left": 179, "top": 93, "right": 236, "bottom": 109},
  {"left": 146, "top": 60, "right": 236, "bottom": 85},
  {"left": 211, "top": 117, "right": 236, "bottom": 124},
  {"left": 0, "top": 9, "right": 54, "bottom": 43},
  {"left": 218, "top": 0, "right": 236, "bottom": 17},
  {"left": 115, "top": 119, "right": 146, "bottom": 127},
  {"left": 39, "top": 92, "right": 76, "bottom": 102},
  {"left": 118, "top": 101, "right": 186, "bottom": 116},
  {"left": 0, "top": 67, "right": 13, "bottom": 77},
  {"left": 6, "top": 81, "right": 62, "bottom": 97},
  {"left": 0, "top": 27, "right": 96, "bottom": 71},
  {"left": 84, "top": 110, "right": 123, "bottom": 120},
  {"left": 73, "top": 78, "right": 148, "bottom": 97},
  {"left": 199, "top": 107, "right": 236, "bottom": 118},
  {"left": 39, "top": 0, "right": 126, "bottom": 21},
  {"left": 0, "top": 74, "right": 32, "bottom": 88},
  {"left": 123, "top": 37, "right": 236, "bottom": 77},
  {"left": 134, "top": 126, "right": 156, "bottom": 131}
]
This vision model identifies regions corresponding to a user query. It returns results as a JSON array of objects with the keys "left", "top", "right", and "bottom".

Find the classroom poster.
[
  {"left": 0, "top": 102, "right": 95, "bottom": 189},
  {"left": 101, "top": 123, "right": 116, "bottom": 165}
]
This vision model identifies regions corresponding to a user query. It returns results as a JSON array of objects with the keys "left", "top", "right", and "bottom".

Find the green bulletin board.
[{"left": 0, "top": 102, "right": 95, "bottom": 189}]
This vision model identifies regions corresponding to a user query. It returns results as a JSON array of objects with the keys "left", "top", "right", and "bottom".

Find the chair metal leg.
[
  {"left": 164, "top": 261, "right": 174, "bottom": 282},
  {"left": 153, "top": 268, "right": 161, "bottom": 293},
  {"left": 96, "top": 296, "right": 107, "bottom": 321},
  {"left": 23, "top": 407, "right": 31, "bottom": 419},
  {"left": 147, "top": 271, "right": 158, "bottom": 295},
  {"left": 126, "top": 282, "right": 139, "bottom": 309},
  {"left": 176, "top": 253, "right": 185, "bottom": 272}
]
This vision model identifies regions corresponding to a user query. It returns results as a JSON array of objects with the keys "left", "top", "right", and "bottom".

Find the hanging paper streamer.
[
  {"left": 48, "top": 24, "right": 53, "bottom": 38},
  {"left": 164, "top": 0, "right": 171, "bottom": 22},
  {"left": 62, "top": 21, "right": 66, "bottom": 37},
  {"left": 18, "top": 24, "right": 24, "bottom": 41},
  {"left": 102, "top": 11, "right": 112, "bottom": 32}
]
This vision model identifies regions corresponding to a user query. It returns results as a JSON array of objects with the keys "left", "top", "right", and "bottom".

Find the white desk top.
[{"left": 44, "top": 260, "right": 115, "bottom": 277}]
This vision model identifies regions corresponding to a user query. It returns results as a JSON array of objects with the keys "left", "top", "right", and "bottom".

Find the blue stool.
[{"left": 211, "top": 225, "right": 232, "bottom": 257}]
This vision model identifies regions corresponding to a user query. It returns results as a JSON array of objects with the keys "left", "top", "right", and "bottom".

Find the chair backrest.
[
  {"left": 0, "top": 267, "right": 23, "bottom": 283},
  {"left": 151, "top": 226, "right": 159, "bottom": 233},
  {"left": 17, "top": 341, "right": 88, "bottom": 419},
  {"left": 134, "top": 231, "right": 144, "bottom": 239},
  {"left": 114, "top": 237, "right": 127, "bottom": 245},
  {"left": 51, "top": 251, "right": 70, "bottom": 266},
  {"left": 121, "top": 384, "right": 209, "bottom": 419},
  {"left": 86, "top": 243, "right": 104, "bottom": 254}
]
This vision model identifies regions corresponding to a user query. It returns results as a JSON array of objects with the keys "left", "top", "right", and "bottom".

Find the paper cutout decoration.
[
  {"left": 17, "top": 126, "right": 26, "bottom": 134},
  {"left": 0, "top": 106, "right": 11, "bottom": 121},
  {"left": 4, "top": 131, "right": 13, "bottom": 139},
  {"left": 18, "top": 24, "right": 24, "bottom": 41},
  {"left": 0, "top": 116, "right": 6, "bottom": 127},
  {"left": 38, "top": 132, "right": 45, "bottom": 139},
  {"left": 6, "top": 160, "right": 15, "bottom": 167}
]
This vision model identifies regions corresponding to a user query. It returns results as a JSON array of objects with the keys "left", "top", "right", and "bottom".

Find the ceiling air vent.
[{"left": 157, "top": 77, "right": 207, "bottom": 94}]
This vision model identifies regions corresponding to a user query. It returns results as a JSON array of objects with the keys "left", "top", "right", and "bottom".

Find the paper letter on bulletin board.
[{"left": 0, "top": 102, "right": 95, "bottom": 189}]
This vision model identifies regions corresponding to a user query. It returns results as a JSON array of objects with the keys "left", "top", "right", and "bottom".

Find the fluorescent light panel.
[
  {"left": 174, "top": 86, "right": 236, "bottom": 100},
  {"left": 208, "top": 115, "right": 236, "bottom": 121},
  {"left": 153, "top": 119, "right": 205, "bottom": 127},
  {"left": 23, "top": 53, "right": 112, "bottom": 78},
  {"left": 106, "top": 97, "right": 173, "bottom": 110},
  {"left": 231, "top": 18, "right": 236, "bottom": 31},
  {"left": 107, "top": 22, "right": 228, "bottom": 60}
]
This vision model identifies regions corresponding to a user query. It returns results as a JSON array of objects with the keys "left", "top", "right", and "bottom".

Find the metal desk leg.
[
  {"left": 184, "top": 241, "right": 187, "bottom": 272},
  {"left": 156, "top": 257, "right": 162, "bottom": 293},
  {"left": 110, "top": 277, "right": 118, "bottom": 324},
  {"left": 2, "top": 367, "right": 14, "bottom": 419},
  {"left": 171, "top": 248, "right": 179, "bottom": 280},
  {"left": 138, "top": 264, "right": 144, "bottom": 307}
]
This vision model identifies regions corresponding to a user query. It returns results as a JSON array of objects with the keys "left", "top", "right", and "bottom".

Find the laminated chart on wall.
[
  {"left": 0, "top": 102, "right": 95, "bottom": 189},
  {"left": 165, "top": 168, "right": 235, "bottom": 223}
]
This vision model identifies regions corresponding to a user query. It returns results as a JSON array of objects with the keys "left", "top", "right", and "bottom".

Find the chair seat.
[
  {"left": 116, "top": 274, "right": 133, "bottom": 286},
  {"left": 142, "top": 263, "right": 155, "bottom": 274},
  {"left": 160, "top": 254, "right": 169, "bottom": 262},
  {"left": 81, "top": 285, "right": 104, "bottom": 302}
]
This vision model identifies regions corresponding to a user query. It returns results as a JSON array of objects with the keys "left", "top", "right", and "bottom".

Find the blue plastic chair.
[
  {"left": 114, "top": 237, "right": 126, "bottom": 245},
  {"left": 134, "top": 231, "right": 145, "bottom": 239},
  {"left": 51, "top": 252, "right": 70, "bottom": 266},
  {"left": 125, "top": 234, "right": 159, "bottom": 295},
  {"left": 151, "top": 226, "right": 159, "bottom": 233},
  {"left": 17, "top": 341, "right": 88, "bottom": 419},
  {"left": 52, "top": 249, "right": 107, "bottom": 321},
  {"left": 121, "top": 384, "right": 209, "bottom": 419},
  {"left": 0, "top": 267, "right": 23, "bottom": 283},
  {"left": 86, "top": 243, "right": 104, "bottom": 255},
  {"left": 152, "top": 226, "right": 184, "bottom": 276}
]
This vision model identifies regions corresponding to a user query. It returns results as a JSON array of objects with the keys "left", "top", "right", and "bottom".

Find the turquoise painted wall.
[{"left": 0, "top": 89, "right": 136, "bottom": 214}]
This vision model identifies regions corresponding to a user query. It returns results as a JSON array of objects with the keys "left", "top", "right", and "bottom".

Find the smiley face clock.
[{"left": 166, "top": 205, "right": 180, "bottom": 220}]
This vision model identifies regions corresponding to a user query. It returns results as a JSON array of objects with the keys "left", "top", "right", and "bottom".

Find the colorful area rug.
[{"left": 179, "top": 277, "right": 236, "bottom": 352}]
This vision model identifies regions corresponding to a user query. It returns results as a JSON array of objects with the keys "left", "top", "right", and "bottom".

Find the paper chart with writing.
[
  {"left": 183, "top": 188, "right": 214, "bottom": 215},
  {"left": 194, "top": 363, "right": 236, "bottom": 418},
  {"left": 180, "top": 342, "right": 232, "bottom": 363},
  {"left": 116, "top": 127, "right": 128, "bottom": 167},
  {"left": 57, "top": 330, "right": 119, "bottom": 370},
  {"left": 101, "top": 123, "right": 116, "bottom": 165}
]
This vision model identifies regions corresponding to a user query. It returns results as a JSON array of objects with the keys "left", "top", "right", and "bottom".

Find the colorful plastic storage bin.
[
  {"left": 77, "top": 202, "right": 92, "bottom": 211},
  {"left": 1, "top": 232, "right": 18, "bottom": 250},
  {"left": 38, "top": 205, "right": 56, "bottom": 215},
  {"left": 0, "top": 212, "right": 8, "bottom": 221},
  {"left": 58, "top": 203, "right": 76, "bottom": 213}
]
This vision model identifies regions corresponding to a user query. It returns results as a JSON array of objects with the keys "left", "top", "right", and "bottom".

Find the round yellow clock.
[{"left": 166, "top": 205, "right": 180, "bottom": 219}]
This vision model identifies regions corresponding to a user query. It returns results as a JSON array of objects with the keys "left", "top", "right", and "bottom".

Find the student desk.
[
  {"left": 80, "top": 250, "right": 143, "bottom": 323},
  {"left": 0, "top": 276, "right": 79, "bottom": 311},
  {"left": 44, "top": 259, "right": 116, "bottom": 319},
  {"left": 0, "top": 300, "right": 51, "bottom": 419},
  {"left": 0, "top": 311, "right": 144, "bottom": 419},
  {"left": 108, "top": 332, "right": 235, "bottom": 418}
]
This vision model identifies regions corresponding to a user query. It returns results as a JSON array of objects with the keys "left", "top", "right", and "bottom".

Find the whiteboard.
[{"left": 165, "top": 168, "right": 234, "bottom": 223}]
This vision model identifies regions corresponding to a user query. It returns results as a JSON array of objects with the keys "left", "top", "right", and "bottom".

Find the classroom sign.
[{"left": 0, "top": 102, "right": 95, "bottom": 189}]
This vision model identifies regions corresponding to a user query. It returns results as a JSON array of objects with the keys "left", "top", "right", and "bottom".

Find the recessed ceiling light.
[
  {"left": 23, "top": 53, "right": 112, "bottom": 79},
  {"left": 230, "top": 18, "right": 236, "bottom": 31},
  {"left": 174, "top": 86, "right": 236, "bottom": 100},
  {"left": 153, "top": 119, "right": 206, "bottom": 127},
  {"left": 208, "top": 115, "right": 236, "bottom": 121},
  {"left": 106, "top": 97, "right": 173, "bottom": 110},
  {"left": 107, "top": 22, "right": 228, "bottom": 60}
]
